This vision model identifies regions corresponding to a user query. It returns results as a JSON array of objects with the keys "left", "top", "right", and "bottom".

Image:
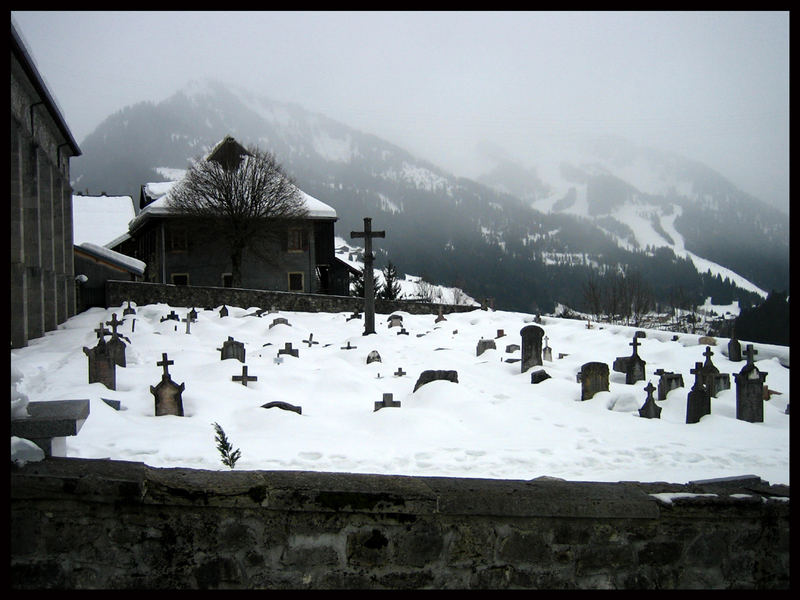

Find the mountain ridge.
[{"left": 70, "top": 78, "right": 788, "bottom": 314}]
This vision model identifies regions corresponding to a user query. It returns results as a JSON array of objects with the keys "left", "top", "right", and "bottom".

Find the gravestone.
[
  {"left": 520, "top": 325, "right": 544, "bottom": 373},
  {"left": 182, "top": 314, "right": 192, "bottom": 335},
  {"left": 734, "top": 345, "right": 767, "bottom": 423},
  {"left": 435, "top": 306, "right": 447, "bottom": 323},
  {"left": 654, "top": 368, "right": 684, "bottom": 401},
  {"left": 188, "top": 307, "right": 198, "bottom": 322},
  {"left": 476, "top": 338, "right": 496, "bottom": 356},
  {"left": 387, "top": 314, "right": 403, "bottom": 328},
  {"left": 101, "top": 398, "right": 121, "bottom": 411},
  {"left": 341, "top": 341, "right": 357, "bottom": 350},
  {"left": 366, "top": 350, "right": 382, "bottom": 364},
  {"left": 394, "top": 367, "right": 407, "bottom": 377},
  {"left": 496, "top": 329, "right": 505, "bottom": 339},
  {"left": 351, "top": 217, "right": 386, "bottom": 335},
  {"left": 219, "top": 336, "right": 246, "bottom": 362},
  {"left": 83, "top": 338, "right": 116, "bottom": 390},
  {"left": 686, "top": 362, "right": 711, "bottom": 424},
  {"left": 278, "top": 342, "right": 299, "bottom": 358},
  {"left": 530, "top": 368, "right": 551, "bottom": 384},
  {"left": 374, "top": 393, "right": 401, "bottom": 412},
  {"left": 347, "top": 311, "right": 362, "bottom": 321},
  {"left": 413, "top": 370, "right": 459, "bottom": 392},
  {"left": 161, "top": 310, "right": 179, "bottom": 322},
  {"left": 397, "top": 327, "right": 409, "bottom": 336},
  {"left": 613, "top": 337, "right": 646, "bottom": 384},
  {"left": 150, "top": 353, "right": 185, "bottom": 417},
  {"left": 219, "top": 305, "right": 228, "bottom": 318},
  {"left": 270, "top": 317, "right": 290, "bottom": 329},
  {"left": 232, "top": 365, "right": 258, "bottom": 387},
  {"left": 699, "top": 346, "right": 730, "bottom": 397},
  {"left": 105, "top": 313, "right": 127, "bottom": 368},
  {"left": 577, "top": 362, "right": 609, "bottom": 401},
  {"left": 542, "top": 335, "right": 552, "bottom": 362},
  {"left": 94, "top": 322, "right": 111, "bottom": 340},
  {"left": 122, "top": 300, "right": 136, "bottom": 316},
  {"left": 728, "top": 335, "right": 742, "bottom": 362},
  {"left": 638, "top": 381, "right": 662, "bottom": 419},
  {"left": 698, "top": 336, "right": 716, "bottom": 345},
  {"left": 261, "top": 401, "right": 302, "bottom": 415},
  {"left": 303, "top": 333, "right": 319, "bottom": 347},
  {"left": 505, "top": 343, "right": 520, "bottom": 354}
]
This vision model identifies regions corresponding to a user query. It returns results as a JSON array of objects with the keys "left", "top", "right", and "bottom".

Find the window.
[
  {"left": 288, "top": 272, "right": 304, "bottom": 292},
  {"left": 171, "top": 273, "right": 189, "bottom": 286},
  {"left": 167, "top": 225, "right": 188, "bottom": 252},
  {"left": 287, "top": 227, "right": 308, "bottom": 252},
  {"left": 222, "top": 273, "right": 233, "bottom": 288}
]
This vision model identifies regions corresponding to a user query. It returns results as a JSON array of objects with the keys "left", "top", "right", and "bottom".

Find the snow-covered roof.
[
  {"left": 72, "top": 194, "right": 136, "bottom": 247},
  {"left": 75, "top": 242, "right": 145, "bottom": 275},
  {"left": 130, "top": 181, "right": 337, "bottom": 231}
]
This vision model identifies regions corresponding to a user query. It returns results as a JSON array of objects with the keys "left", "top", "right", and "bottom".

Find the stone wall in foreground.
[{"left": 10, "top": 458, "right": 790, "bottom": 589}]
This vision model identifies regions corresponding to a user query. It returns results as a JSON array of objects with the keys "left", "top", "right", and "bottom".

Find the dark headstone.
[
  {"left": 374, "top": 393, "right": 401, "bottom": 412},
  {"left": 387, "top": 315, "right": 403, "bottom": 328},
  {"left": 122, "top": 301, "right": 136, "bottom": 316},
  {"left": 520, "top": 325, "right": 544, "bottom": 372},
  {"left": 219, "top": 336, "right": 246, "bottom": 362},
  {"left": 341, "top": 341, "right": 357, "bottom": 350},
  {"left": 614, "top": 336, "right": 646, "bottom": 384},
  {"left": 347, "top": 311, "right": 362, "bottom": 321},
  {"left": 161, "top": 310, "right": 179, "bottom": 322},
  {"left": 101, "top": 398, "right": 121, "bottom": 411},
  {"left": 686, "top": 362, "right": 711, "bottom": 424},
  {"left": 366, "top": 350, "right": 382, "bottom": 364},
  {"left": 728, "top": 337, "right": 742, "bottom": 362},
  {"left": 83, "top": 338, "right": 116, "bottom": 390},
  {"left": 151, "top": 353, "right": 184, "bottom": 417},
  {"left": 394, "top": 367, "right": 407, "bottom": 377},
  {"left": 530, "top": 369, "right": 551, "bottom": 384},
  {"left": 270, "top": 317, "right": 290, "bottom": 329},
  {"left": 505, "top": 344, "right": 520, "bottom": 354},
  {"left": 435, "top": 307, "right": 447, "bottom": 323},
  {"left": 654, "top": 368, "right": 684, "bottom": 401},
  {"left": 413, "top": 370, "right": 459, "bottom": 392},
  {"left": 278, "top": 342, "right": 299, "bottom": 358},
  {"left": 219, "top": 305, "right": 228, "bottom": 318},
  {"left": 396, "top": 327, "right": 409, "bottom": 336},
  {"left": 476, "top": 338, "right": 496, "bottom": 356},
  {"left": 261, "top": 401, "right": 302, "bottom": 415},
  {"left": 734, "top": 345, "right": 767, "bottom": 423},
  {"left": 578, "top": 362, "right": 609, "bottom": 401},
  {"left": 639, "top": 381, "right": 662, "bottom": 419}
]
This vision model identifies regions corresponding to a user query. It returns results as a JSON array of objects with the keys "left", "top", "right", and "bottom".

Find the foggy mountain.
[{"left": 70, "top": 79, "right": 789, "bottom": 315}]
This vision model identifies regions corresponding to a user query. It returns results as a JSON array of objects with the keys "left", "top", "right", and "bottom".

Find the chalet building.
[
  {"left": 112, "top": 136, "right": 352, "bottom": 296},
  {"left": 11, "top": 22, "right": 82, "bottom": 348}
]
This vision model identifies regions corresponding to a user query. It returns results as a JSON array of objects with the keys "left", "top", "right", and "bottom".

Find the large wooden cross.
[{"left": 351, "top": 217, "right": 385, "bottom": 336}]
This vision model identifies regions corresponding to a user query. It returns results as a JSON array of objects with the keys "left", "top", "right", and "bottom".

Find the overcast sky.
[{"left": 12, "top": 11, "right": 789, "bottom": 213}]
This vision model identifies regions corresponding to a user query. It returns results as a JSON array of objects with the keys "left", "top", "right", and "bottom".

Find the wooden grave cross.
[{"left": 350, "top": 217, "right": 385, "bottom": 336}]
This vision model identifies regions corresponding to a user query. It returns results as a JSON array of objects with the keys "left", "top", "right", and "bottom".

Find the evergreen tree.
[
  {"left": 212, "top": 422, "right": 241, "bottom": 469},
  {"left": 379, "top": 261, "right": 402, "bottom": 301}
]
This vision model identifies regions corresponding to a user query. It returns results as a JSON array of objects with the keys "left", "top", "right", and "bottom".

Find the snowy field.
[{"left": 11, "top": 302, "right": 789, "bottom": 485}]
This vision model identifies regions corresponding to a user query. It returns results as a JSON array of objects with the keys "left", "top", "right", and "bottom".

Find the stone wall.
[
  {"left": 106, "top": 280, "right": 479, "bottom": 317},
  {"left": 10, "top": 458, "right": 789, "bottom": 589}
]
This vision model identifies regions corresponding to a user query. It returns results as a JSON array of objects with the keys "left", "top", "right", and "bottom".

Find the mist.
[{"left": 11, "top": 11, "right": 789, "bottom": 214}]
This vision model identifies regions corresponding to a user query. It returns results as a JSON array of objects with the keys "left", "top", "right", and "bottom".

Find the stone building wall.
[{"left": 10, "top": 458, "right": 790, "bottom": 589}]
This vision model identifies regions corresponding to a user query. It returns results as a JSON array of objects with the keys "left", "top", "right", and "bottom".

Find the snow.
[
  {"left": 72, "top": 195, "right": 136, "bottom": 247},
  {"left": 77, "top": 242, "right": 146, "bottom": 275},
  {"left": 10, "top": 298, "right": 789, "bottom": 485}
]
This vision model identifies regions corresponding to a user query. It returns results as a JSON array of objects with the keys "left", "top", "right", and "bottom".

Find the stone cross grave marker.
[
  {"left": 654, "top": 368, "right": 684, "bottom": 401},
  {"left": 94, "top": 321, "right": 111, "bottom": 340},
  {"left": 351, "top": 217, "right": 385, "bottom": 335},
  {"left": 520, "top": 325, "right": 544, "bottom": 373},
  {"left": 83, "top": 337, "right": 116, "bottom": 390},
  {"left": 394, "top": 367, "right": 407, "bottom": 377},
  {"left": 577, "top": 362, "right": 609, "bottom": 401},
  {"left": 303, "top": 333, "right": 319, "bottom": 347},
  {"left": 686, "top": 362, "right": 711, "bottom": 424},
  {"left": 104, "top": 313, "right": 130, "bottom": 366},
  {"left": 734, "top": 345, "right": 767, "bottom": 423},
  {"left": 278, "top": 342, "right": 299, "bottom": 358},
  {"left": 151, "top": 353, "right": 185, "bottom": 416},
  {"left": 542, "top": 335, "right": 552, "bottom": 362},
  {"left": 232, "top": 365, "right": 258, "bottom": 387},
  {"left": 188, "top": 307, "right": 198, "bottom": 322},
  {"left": 182, "top": 314, "right": 192, "bottom": 335},
  {"left": 397, "top": 327, "right": 409, "bottom": 336},
  {"left": 700, "top": 346, "right": 730, "bottom": 397},
  {"left": 638, "top": 381, "right": 662, "bottom": 419},
  {"left": 613, "top": 336, "right": 646, "bottom": 385},
  {"left": 218, "top": 336, "right": 246, "bottom": 362},
  {"left": 341, "top": 341, "right": 357, "bottom": 350}
]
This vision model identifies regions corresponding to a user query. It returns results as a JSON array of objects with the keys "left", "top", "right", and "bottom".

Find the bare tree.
[
  {"left": 582, "top": 271, "right": 603, "bottom": 322},
  {"left": 167, "top": 139, "right": 308, "bottom": 287}
]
